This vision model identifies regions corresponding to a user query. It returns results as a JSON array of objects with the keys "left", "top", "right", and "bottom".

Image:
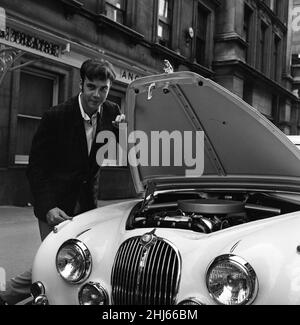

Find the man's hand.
[{"left": 46, "top": 207, "right": 72, "bottom": 226}]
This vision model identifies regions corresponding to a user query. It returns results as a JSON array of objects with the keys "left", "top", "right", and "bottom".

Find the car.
[
  {"left": 31, "top": 71, "right": 300, "bottom": 305},
  {"left": 288, "top": 135, "right": 300, "bottom": 150}
]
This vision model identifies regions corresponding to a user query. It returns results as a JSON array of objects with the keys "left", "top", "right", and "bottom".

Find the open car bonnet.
[{"left": 124, "top": 72, "right": 300, "bottom": 194}]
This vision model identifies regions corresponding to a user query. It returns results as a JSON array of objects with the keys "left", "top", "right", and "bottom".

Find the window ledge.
[
  {"left": 187, "top": 61, "right": 215, "bottom": 77},
  {"left": 151, "top": 42, "right": 214, "bottom": 77},
  {"left": 282, "top": 73, "right": 294, "bottom": 83},
  {"left": 60, "top": 0, "right": 83, "bottom": 8},
  {"left": 215, "top": 32, "right": 248, "bottom": 47},
  {"left": 151, "top": 42, "right": 185, "bottom": 61},
  {"left": 213, "top": 59, "right": 297, "bottom": 100},
  {"left": 96, "top": 14, "right": 144, "bottom": 43},
  {"left": 60, "top": 0, "right": 84, "bottom": 18}
]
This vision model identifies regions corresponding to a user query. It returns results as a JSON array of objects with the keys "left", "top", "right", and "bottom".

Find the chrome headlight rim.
[
  {"left": 78, "top": 282, "right": 109, "bottom": 306},
  {"left": 31, "top": 281, "right": 45, "bottom": 297},
  {"left": 177, "top": 297, "right": 205, "bottom": 305},
  {"left": 206, "top": 254, "right": 258, "bottom": 306},
  {"left": 56, "top": 239, "right": 92, "bottom": 284}
]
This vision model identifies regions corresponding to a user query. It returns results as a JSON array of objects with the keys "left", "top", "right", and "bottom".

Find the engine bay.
[{"left": 126, "top": 191, "right": 300, "bottom": 233}]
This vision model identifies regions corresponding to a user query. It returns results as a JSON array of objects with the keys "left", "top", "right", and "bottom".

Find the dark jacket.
[{"left": 27, "top": 95, "right": 121, "bottom": 222}]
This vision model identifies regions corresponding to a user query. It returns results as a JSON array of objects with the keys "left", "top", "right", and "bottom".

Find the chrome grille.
[{"left": 111, "top": 234, "right": 181, "bottom": 305}]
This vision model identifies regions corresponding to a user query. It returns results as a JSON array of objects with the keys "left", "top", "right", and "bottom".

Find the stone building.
[
  {"left": 214, "top": 0, "right": 297, "bottom": 135},
  {"left": 0, "top": 0, "right": 297, "bottom": 206},
  {"left": 292, "top": 0, "right": 300, "bottom": 131}
]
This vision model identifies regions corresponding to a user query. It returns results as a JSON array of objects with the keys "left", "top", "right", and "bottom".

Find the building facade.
[
  {"left": 292, "top": 0, "right": 300, "bottom": 131},
  {"left": 0, "top": 0, "right": 297, "bottom": 206},
  {"left": 214, "top": 0, "right": 297, "bottom": 135}
]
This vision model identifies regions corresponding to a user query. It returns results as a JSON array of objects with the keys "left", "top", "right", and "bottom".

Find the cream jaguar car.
[
  {"left": 31, "top": 71, "right": 300, "bottom": 305},
  {"left": 288, "top": 136, "right": 300, "bottom": 150}
]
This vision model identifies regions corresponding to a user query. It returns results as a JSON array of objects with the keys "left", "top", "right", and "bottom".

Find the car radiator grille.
[{"left": 111, "top": 235, "right": 181, "bottom": 305}]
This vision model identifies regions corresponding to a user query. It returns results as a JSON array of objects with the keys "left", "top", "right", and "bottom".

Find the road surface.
[{"left": 0, "top": 206, "right": 41, "bottom": 285}]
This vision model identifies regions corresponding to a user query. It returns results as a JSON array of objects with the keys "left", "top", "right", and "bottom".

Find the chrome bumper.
[{"left": 31, "top": 282, "right": 49, "bottom": 305}]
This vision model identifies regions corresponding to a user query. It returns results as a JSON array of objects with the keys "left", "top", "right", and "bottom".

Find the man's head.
[{"left": 80, "top": 59, "right": 116, "bottom": 116}]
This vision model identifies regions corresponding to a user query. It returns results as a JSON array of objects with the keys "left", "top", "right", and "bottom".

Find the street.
[
  {"left": 0, "top": 200, "right": 129, "bottom": 286},
  {"left": 0, "top": 206, "right": 41, "bottom": 284}
]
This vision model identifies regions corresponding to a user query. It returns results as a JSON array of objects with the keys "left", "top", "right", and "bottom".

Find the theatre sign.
[
  {"left": 0, "top": 7, "right": 146, "bottom": 85},
  {"left": 0, "top": 26, "right": 60, "bottom": 57}
]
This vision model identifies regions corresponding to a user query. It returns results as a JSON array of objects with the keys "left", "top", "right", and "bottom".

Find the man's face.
[{"left": 81, "top": 77, "right": 111, "bottom": 115}]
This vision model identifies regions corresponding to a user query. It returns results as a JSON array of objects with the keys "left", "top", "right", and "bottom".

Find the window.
[
  {"left": 269, "top": 0, "right": 275, "bottom": 10},
  {"left": 270, "top": 0, "right": 280, "bottom": 14},
  {"left": 272, "top": 35, "right": 281, "bottom": 81},
  {"left": 271, "top": 95, "right": 282, "bottom": 124},
  {"left": 195, "top": 4, "right": 209, "bottom": 65},
  {"left": 105, "top": 0, "right": 126, "bottom": 24},
  {"left": 259, "top": 21, "right": 268, "bottom": 73},
  {"left": 157, "top": 0, "right": 173, "bottom": 47},
  {"left": 15, "top": 69, "right": 58, "bottom": 164},
  {"left": 243, "top": 5, "right": 252, "bottom": 62},
  {"left": 274, "top": 0, "right": 281, "bottom": 17},
  {"left": 243, "top": 81, "right": 253, "bottom": 105},
  {"left": 267, "top": 0, "right": 282, "bottom": 17},
  {"left": 264, "top": 0, "right": 277, "bottom": 11}
]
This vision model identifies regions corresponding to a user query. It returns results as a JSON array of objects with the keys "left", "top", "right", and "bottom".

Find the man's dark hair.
[{"left": 80, "top": 59, "right": 116, "bottom": 83}]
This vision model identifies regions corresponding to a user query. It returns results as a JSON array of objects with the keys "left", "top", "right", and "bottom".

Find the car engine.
[{"left": 126, "top": 191, "right": 300, "bottom": 234}]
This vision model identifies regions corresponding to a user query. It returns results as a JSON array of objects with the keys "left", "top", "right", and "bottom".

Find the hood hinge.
[{"left": 139, "top": 180, "right": 156, "bottom": 212}]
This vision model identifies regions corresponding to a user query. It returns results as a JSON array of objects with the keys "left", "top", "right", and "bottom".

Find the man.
[
  {"left": 28, "top": 58, "right": 123, "bottom": 238},
  {"left": 0, "top": 58, "right": 124, "bottom": 304}
]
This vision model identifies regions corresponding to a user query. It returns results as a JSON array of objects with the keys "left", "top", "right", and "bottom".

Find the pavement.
[
  {"left": 0, "top": 206, "right": 37, "bottom": 226},
  {"left": 0, "top": 205, "right": 40, "bottom": 294},
  {"left": 0, "top": 199, "right": 134, "bottom": 282}
]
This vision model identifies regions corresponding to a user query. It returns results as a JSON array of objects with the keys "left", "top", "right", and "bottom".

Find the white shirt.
[{"left": 78, "top": 93, "right": 101, "bottom": 155}]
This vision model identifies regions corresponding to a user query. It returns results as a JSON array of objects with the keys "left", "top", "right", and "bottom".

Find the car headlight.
[
  {"left": 79, "top": 282, "right": 109, "bottom": 305},
  {"left": 206, "top": 254, "right": 258, "bottom": 305},
  {"left": 56, "top": 239, "right": 92, "bottom": 283}
]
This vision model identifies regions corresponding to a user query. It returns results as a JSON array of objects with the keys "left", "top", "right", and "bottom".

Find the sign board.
[
  {"left": 0, "top": 16, "right": 149, "bottom": 86},
  {"left": 115, "top": 67, "right": 141, "bottom": 84}
]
